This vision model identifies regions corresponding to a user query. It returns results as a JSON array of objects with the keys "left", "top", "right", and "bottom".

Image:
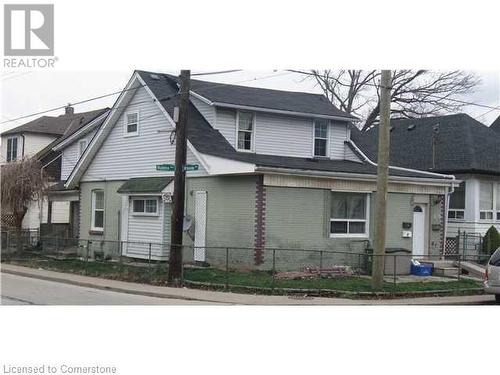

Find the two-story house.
[
  {"left": 64, "top": 70, "right": 456, "bottom": 269},
  {"left": 352, "top": 114, "right": 500, "bottom": 243},
  {"left": 0, "top": 106, "right": 108, "bottom": 230}
]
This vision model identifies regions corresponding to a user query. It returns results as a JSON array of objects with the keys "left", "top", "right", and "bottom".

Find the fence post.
[
  {"left": 272, "top": 249, "right": 276, "bottom": 293},
  {"left": 119, "top": 241, "right": 124, "bottom": 278},
  {"left": 393, "top": 255, "right": 397, "bottom": 285},
  {"left": 225, "top": 247, "right": 229, "bottom": 291},
  {"left": 318, "top": 250, "right": 323, "bottom": 296},
  {"left": 85, "top": 240, "right": 91, "bottom": 276},
  {"left": 457, "top": 254, "right": 461, "bottom": 281}
]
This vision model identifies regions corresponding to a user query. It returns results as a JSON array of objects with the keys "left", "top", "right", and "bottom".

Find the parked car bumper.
[{"left": 484, "top": 282, "right": 500, "bottom": 295}]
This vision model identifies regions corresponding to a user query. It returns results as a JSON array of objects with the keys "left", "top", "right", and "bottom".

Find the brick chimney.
[{"left": 65, "top": 104, "right": 74, "bottom": 116}]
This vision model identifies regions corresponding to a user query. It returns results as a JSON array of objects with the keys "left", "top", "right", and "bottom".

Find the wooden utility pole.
[
  {"left": 168, "top": 70, "right": 190, "bottom": 285},
  {"left": 371, "top": 70, "right": 392, "bottom": 290}
]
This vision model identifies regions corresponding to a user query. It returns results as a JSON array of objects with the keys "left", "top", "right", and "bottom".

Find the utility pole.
[
  {"left": 168, "top": 70, "right": 190, "bottom": 285},
  {"left": 371, "top": 70, "right": 392, "bottom": 290}
]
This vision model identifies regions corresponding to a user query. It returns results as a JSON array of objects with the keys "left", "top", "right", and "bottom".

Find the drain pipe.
[{"left": 348, "top": 140, "right": 457, "bottom": 258}]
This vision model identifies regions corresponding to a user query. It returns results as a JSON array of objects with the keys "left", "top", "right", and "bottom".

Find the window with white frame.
[
  {"left": 91, "top": 190, "right": 104, "bottom": 231},
  {"left": 237, "top": 111, "right": 254, "bottom": 151},
  {"left": 78, "top": 139, "right": 87, "bottom": 157},
  {"left": 313, "top": 120, "right": 328, "bottom": 157},
  {"left": 124, "top": 112, "right": 139, "bottom": 136},
  {"left": 132, "top": 198, "right": 158, "bottom": 216},
  {"left": 6, "top": 137, "right": 18, "bottom": 162},
  {"left": 448, "top": 182, "right": 465, "bottom": 220},
  {"left": 330, "top": 192, "right": 368, "bottom": 236},
  {"left": 480, "top": 182, "right": 494, "bottom": 220}
]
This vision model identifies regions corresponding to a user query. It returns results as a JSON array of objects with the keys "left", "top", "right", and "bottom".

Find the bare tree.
[
  {"left": 1, "top": 157, "right": 50, "bottom": 251},
  {"left": 310, "top": 70, "right": 480, "bottom": 131}
]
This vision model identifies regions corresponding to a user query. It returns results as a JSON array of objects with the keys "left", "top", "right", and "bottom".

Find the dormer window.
[
  {"left": 237, "top": 111, "right": 254, "bottom": 151},
  {"left": 313, "top": 120, "right": 328, "bottom": 157},
  {"left": 124, "top": 111, "right": 139, "bottom": 136}
]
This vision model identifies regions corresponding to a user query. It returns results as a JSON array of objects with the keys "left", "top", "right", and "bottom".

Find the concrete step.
[
  {"left": 433, "top": 267, "right": 459, "bottom": 277},
  {"left": 455, "top": 261, "right": 485, "bottom": 279}
]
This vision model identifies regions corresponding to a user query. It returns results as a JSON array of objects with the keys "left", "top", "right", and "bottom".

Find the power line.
[
  {"left": 191, "top": 69, "right": 242, "bottom": 76},
  {"left": 286, "top": 69, "right": 500, "bottom": 113},
  {"left": 1, "top": 71, "right": 293, "bottom": 126}
]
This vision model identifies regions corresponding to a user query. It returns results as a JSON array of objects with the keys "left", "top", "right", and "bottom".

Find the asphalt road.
[{"left": 0, "top": 273, "right": 223, "bottom": 305}]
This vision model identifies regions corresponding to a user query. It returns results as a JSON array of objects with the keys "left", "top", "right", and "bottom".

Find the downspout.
[{"left": 348, "top": 140, "right": 457, "bottom": 258}]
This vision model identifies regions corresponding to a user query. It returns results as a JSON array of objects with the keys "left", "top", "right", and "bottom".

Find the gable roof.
[
  {"left": 351, "top": 113, "right": 500, "bottom": 175},
  {"left": 66, "top": 71, "right": 454, "bottom": 188},
  {"left": 491, "top": 115, "right": 500, "bottom": 134},
  {"left": 2, "top": 108, "right": 108, "bottom": 137},
  {"left": 140, "top": 70, "right": 356, "bottom": 120}
]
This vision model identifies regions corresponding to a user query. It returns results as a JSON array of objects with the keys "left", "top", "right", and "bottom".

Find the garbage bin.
[{"left": 365, "top": 248, "right": 412, "bottom": 275}]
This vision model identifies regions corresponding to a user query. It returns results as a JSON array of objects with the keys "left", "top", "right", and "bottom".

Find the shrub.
[{"left": 482, "top": 226, "right": 500, "bottom": 255}]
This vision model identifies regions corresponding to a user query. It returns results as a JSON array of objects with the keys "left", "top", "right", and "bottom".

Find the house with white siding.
[
  {"left": 0, "top": 107, "right": 108, "bottom": 231},
  {"left": 352, "top": 114, "right": 500, "bottom": 243},
  {"left": 64, "top": 70, "right": 457, "bottom": 269}
]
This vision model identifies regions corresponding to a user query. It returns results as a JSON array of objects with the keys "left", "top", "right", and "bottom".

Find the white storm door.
[
  {"left": 412, "top": 205, "right": 426, "bottom": 257},
  {"left": 194, "top": 191, "right": 207, "bottom": 262}
]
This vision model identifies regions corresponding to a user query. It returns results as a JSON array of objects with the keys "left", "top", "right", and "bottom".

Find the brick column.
[{"left": 254, "top": 175, "right": 266, "bottom": 265}]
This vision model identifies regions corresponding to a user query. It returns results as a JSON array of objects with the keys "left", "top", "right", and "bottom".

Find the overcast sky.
[{"left": 1, "top": 70, "right": 499, "bottom": 133}]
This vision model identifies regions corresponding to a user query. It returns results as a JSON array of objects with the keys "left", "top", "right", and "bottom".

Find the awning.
[{"left": 117, "top": 176, "right": 174, "bottom": 194}]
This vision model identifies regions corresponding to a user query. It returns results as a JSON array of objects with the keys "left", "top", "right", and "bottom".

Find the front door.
[
  {"left": 194, "top": 191, "right": 207, "bottom": 262},
  {"left": 412, "top": 205, "right": 426, "bottom": 257}
]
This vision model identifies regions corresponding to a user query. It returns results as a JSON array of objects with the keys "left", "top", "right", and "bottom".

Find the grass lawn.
[{"left": 3, "top": 256, "right": 482, "bottom": 295}]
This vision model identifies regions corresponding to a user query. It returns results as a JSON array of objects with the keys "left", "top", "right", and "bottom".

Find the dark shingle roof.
[
  {"left": 117, "top": 176, "right": 174, "bottom": 194},
  {"left": 351, "top": 113, "right": 500, "bottom": 175},
  {"left": 491, "top": 115, "right": 500, "bottom": 134},
  {"left": 2, "top": 108, "right": 108, "bottom": 137},
  {"left": 137, "top": 71, "right": 448, "bottom": 181},
  {"left": 55, "top": 108, "right": 109, "bottom": 145},
  {"left": 139, "top": 70, "right": 355, "bottom": 120}
]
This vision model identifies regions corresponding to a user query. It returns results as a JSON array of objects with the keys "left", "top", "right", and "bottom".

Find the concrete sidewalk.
[{"left": 0, "top": 263, "right": 494, "bottom": 305}]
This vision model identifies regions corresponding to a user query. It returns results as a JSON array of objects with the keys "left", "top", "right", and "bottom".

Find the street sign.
[
  {"left": 156, "top": 164, "right": 175, "bottom": 171},
  {"left": 155, "top": 164, "right": 199, "bottom": 172}
]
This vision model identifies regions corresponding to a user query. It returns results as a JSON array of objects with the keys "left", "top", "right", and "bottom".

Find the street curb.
[{"left": 0, "top": 267, "right": 232, "bottom": 305}]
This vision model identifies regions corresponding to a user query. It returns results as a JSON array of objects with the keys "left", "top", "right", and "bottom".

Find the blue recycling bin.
[{"left": 410, "top": 262, "right": 433, "bottom": 276}]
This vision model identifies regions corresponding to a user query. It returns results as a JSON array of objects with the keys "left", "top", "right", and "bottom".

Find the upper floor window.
[
  {"left": 237, "top": 111, "right": 254, "bottom": 151},
  {"left": 330, "top": 192, "right": 369, "bottom": 237},
  {"left": 91, "top": 189, "right": 104, "bottom": 231},
  {"left": 6, "top": 137, "right": 18, "bottom": 162},
  {"left": 448, "top": 182, "right": 465, "bottom": 220},
  {"left": 132, "top": 198, "right": 159, "bottom": 216},
  {"left": 124, "top": 112, "right": 139, "bottom": 136},
  {"left": 78, "top": 139, "right": 87, "bottom": 157},
  {"left": 314, "top": 120, "right": 328, "bottom": 157}
]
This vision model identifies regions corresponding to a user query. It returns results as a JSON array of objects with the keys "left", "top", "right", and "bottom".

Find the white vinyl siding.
[
  {"left": 60, "top": 128, "right": 98, "bottom": 180},
  {"left": 329, "top": 121, "right": 350, "bottom": 160},
  {"left": 81, "top": 86, "right": 207, "bottom": 181},
  {"left": 126, "top": 198, "right": 167, "bottom": 258},
  {"left": 214, "top": 108, "right": 350, "bottom": 159},
  {"left": 215, "top": 108, "right": 237, "bottom": 147},
  {"left": 191, "top": 95, "right": 216, "bottom": 126}
]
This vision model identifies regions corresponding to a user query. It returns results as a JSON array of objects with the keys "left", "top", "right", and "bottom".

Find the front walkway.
[{"left": 1, "top": 264, "right": 493, "bottom": 305}]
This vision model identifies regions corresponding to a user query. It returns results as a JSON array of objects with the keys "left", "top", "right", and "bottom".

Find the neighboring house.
[
  {"left": 0, "top": 106, "right": 108, "bottom": 230},
  {"left": 64, "top": 70, "right": 456, "bottom": 269},
  {"left": 352, "top": 113, "right": 500, "bottom": 240},
  {"left": 491, "top": 115, "right": 500, "bottom": 133}
]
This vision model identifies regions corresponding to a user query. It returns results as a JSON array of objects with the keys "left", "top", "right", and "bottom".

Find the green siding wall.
[{"left": 79, "top": 180, "right": 125, "bottom": 257}]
